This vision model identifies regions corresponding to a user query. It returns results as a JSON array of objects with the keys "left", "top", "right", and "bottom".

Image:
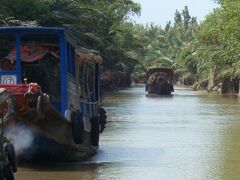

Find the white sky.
[{"left": 131, "top": 0, "right": 219, "bottom": 27}]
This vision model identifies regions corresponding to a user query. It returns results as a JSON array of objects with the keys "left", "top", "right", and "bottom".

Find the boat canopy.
[
  {"left": 0, "top": 26, "right": 102, "bottom": 116},
  {"left": 5, "top": 44, "right": 59, "bottom": 63},
  {"left": 4, "top": 45, "right": 103, "bottom": 65},
  {"left": 147, "top": 66, "right": 173, "bottom": 74}
]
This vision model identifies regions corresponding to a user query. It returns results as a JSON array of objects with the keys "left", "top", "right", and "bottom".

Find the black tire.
[
  {"left": 99, "top": 107, "right": 107, "bottom": 133},
  {"left": 170, "top": 84, "right": 174, "bottom": 92},
  {"left": 37, "top": 95, "right": 45, "bottom": 119},
  {"left": 0, "top": 90, "right": 17, "bottom": 123},
  {"left": 6, "top": 143, "right": 17, "bottom": 173},
  {"left": 90, "top": 116, "right": 100, "bottom": 146},
  {"left": 3, "top": 164, "right": 15, "bottom": 180},
  {"left": 71, "top": 110, "right": 84, "bottom": 144}
]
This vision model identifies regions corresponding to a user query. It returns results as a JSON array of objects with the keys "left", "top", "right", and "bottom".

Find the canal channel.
[{"left": 17, "top": 86, "right": 240, "bottom": 180}]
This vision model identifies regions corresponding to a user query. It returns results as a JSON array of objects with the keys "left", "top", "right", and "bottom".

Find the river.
[{"left": 16, "top": 86, "right": 240, "bottom": 180}]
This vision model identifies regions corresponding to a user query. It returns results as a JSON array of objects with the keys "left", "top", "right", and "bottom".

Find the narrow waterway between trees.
[{"left": 17, "top": 87, "right": 240, "bottom": 180}]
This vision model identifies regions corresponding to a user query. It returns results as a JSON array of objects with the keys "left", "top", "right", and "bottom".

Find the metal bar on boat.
[
  {"left": 16, "top": 34, "right": 21, "bottom": 84},
  {"left": 59, "top": 32, "right": 68, "bottom": 115}
]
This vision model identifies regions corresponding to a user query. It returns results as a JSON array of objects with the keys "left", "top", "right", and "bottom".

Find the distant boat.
[
  {"left": 145, "top": 66, "right": 174, "bottom": 95},
  {"left": 0, "top": 26, "right": 107, "bottom": 162}
]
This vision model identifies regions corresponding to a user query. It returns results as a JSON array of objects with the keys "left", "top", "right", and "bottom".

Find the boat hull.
[
  {"left": 14, "top": 128, "right": 97, "bottom": 163},
  {"left": 146, "top": 83, "right": 174, "bottom": 95},
  {"left": 4, "top": 101, "right": 98, "bottom": 162}
]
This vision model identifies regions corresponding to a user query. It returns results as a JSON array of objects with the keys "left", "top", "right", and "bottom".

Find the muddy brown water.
[{"left": 16, "top": 87, "right": 240, "bottom": 180}]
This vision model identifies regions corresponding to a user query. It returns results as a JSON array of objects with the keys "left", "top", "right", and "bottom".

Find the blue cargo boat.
[{"left": 0, "top": 26, "right": 106, "bottom": 162}]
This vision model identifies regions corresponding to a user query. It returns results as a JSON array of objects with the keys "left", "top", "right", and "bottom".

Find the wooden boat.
[
  {"left": 145, "top": 66, "right": 174, "bottom": 95},
  {"left": 0, "top": 26, "right": 107, "bottom": 162}
]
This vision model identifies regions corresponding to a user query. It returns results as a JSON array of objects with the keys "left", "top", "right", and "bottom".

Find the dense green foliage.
[
  {"left": 131, "top": 6, "right": 199, "bottom": 84},
  {"left": 133, "top": 1, "right": 240, "bottom": 93},
  {"left": 0, "top": 0, "right": 142, "bottom": 83},
  {"left": 172, "top": 0, "right": 240, "bottom": 92},
  {"left": 0, "top": 0, "right": 239, "bottom": 92}
]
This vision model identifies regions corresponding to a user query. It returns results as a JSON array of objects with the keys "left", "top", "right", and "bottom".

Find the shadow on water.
[{"left": 19, "top": 162, "right": 101, "bottom": 172}]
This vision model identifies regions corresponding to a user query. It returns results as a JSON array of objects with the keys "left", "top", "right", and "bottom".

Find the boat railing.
[{"left": 80, "top": 100, "right": 98, "bottom": 118}]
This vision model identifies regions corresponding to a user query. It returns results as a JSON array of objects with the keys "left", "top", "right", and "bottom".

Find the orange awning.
[{"left": 6, "top": 44, "right": 59, "bottom": 62}]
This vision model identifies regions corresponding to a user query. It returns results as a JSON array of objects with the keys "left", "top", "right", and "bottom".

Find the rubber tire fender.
[
  {"left": 99, "top": 107, "right": 107, "bottom": 133},
  {"left": 71, "top": 110, "right": 84, "bottom": 144},
  {"left": 90, "top": 116, "right": 100, "bottom": 146},
  {"left": 37, "top": 95, "right": 45, "bottom": 119},
  {"left": 6, "top": 143, "right": 17, "bottom": 173},
  {"left": 0, "top": 89, "right": 17, "bottom": 123}
]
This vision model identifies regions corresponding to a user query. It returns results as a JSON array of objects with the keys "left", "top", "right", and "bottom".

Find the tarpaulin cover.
[{"left": 6, "top": 44, "right": 59, "bottom": 62}]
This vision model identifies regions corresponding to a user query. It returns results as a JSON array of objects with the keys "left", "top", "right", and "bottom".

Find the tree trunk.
[
  {"left": 222, "top": 77, "right": 232, "bottom": 94},
  {"left": 233, "top": 78, "right": 239, "bottom": 94},
  {"left": 222, "top": 77, "right": 239, "bottom": 95},
  {"left": 238, "top": 81, "right": 240, "bottom": 96},
  {"left": 207, "top": 68, "right": 214, "bottom": 91}
]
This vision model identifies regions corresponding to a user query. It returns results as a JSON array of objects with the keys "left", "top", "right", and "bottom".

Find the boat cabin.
[
  {"left": 146, "top": 67, "right": 174, "bottom": 81},
  {"left": 0, "top": 26, "right": 101, "bottom": 120}
]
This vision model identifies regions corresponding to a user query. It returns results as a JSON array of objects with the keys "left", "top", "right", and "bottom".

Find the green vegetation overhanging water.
[
  {"left": 2, "top": 0, "right": 240, "bottom": 178},
  {"left": 2, "top": 0, "right": 240, "bottom": 93},
  {"left": 16, "top": 87, "right": 240, "bottom": 180}
]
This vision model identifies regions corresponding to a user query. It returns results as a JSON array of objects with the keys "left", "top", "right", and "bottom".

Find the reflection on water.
[{"left": 16, "top": 87, "right": 240, "bottom": 180}]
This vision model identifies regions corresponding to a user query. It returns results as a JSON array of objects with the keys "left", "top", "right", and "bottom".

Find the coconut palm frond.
[{"left": 124, "top": 50, "right": 143, "bottom": 62}]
